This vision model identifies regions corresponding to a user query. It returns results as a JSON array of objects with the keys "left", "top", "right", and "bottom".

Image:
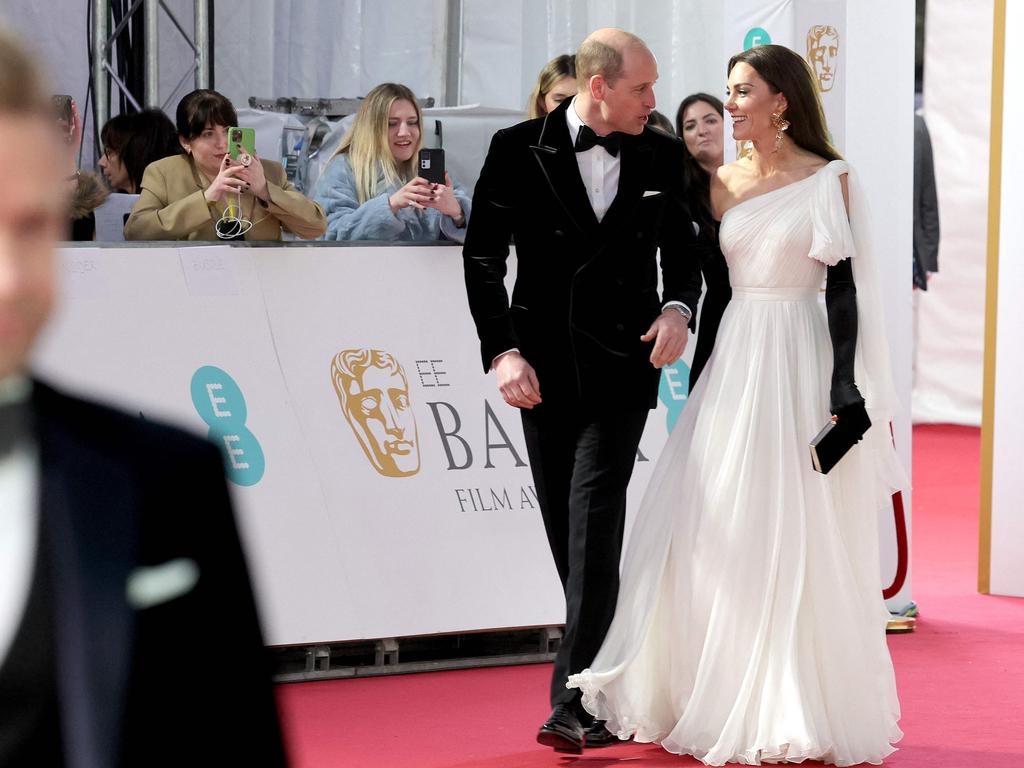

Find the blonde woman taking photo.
[{"left": 313, "top": 83, "right": 471, "bottom": 242}]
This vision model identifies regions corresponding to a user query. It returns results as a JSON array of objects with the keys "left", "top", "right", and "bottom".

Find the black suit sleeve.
[
  {"left": 463, "top": 129, "right": 520, "bottom": 372},
  {"left": 915, "top": 117, "right": 940, "bottom": 273},
  {"left": 688, "top": 233, "right": 731, "bottom": 389},
  {"left": 658, "top": 141, "right": 704, "bottom": 330},
  {"left": 124, "top": 435, "right": 289, "bottom": 767}
]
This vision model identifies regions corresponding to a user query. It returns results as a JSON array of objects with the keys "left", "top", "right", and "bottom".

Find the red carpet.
[{"left": 276, "top": 425, "right": 1024, "bottom": 766}]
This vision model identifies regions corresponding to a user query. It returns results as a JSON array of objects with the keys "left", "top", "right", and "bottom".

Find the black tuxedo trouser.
[{"left": 520, "top": 405, "right": 649, "bottom": 713}]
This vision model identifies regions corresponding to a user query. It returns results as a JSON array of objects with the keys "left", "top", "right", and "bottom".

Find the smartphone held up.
[
  {"left": 228, "top": 126, "right": 256, "bottom": 166},
  {"left": 418, "top": 148, "right": 445, "bottom": 185}
]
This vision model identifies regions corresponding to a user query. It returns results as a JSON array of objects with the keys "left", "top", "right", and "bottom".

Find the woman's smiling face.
[
  {"left": 387, "top": 99, "right": 420, "bottom": 163},
  {"left": 725, "top": 62, "right": 786, "bottom": 144}
]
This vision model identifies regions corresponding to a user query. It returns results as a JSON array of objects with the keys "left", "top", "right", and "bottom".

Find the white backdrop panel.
[
  {"left": 845, "top": 0, "right": 915, "bottom": 611},
  {"left": 914, "top": 0, "right": 994, "bottom": 425},
  {"left": 990, "top": 0, "right": 1024, "bottom": 598},
  {"left": 461, "top": 0, "right": 725, "bottom": 118}
]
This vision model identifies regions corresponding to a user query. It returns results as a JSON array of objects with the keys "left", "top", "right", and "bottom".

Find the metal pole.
[
  {"left": 194, "top": 0, "right": 210, "bottom": 89},
  {"left": 444, "top": 0, "right": 464, "bottom": 106},
  {"left": 93, "top": 0, "right": 110, "bottom": 135},
  {"left": 144, "top": 0, "right": 159, "bottom": 107}
]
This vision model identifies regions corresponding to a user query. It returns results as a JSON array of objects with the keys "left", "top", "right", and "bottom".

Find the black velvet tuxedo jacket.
[
  {"left": 463, "top": 99, "right": 704, "bottom": 411},
  {"left": 30, "top": 380, "right": 286, "bottom": 768}
]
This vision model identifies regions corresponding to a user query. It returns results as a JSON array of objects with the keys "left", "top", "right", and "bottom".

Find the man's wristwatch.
[{"left": 666, "top": 304, "right": 691, "bottom": 322}]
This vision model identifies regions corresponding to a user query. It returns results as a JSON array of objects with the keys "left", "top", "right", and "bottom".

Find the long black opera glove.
[{"left": 825, "top": 257, "right": 866, "bottom": 415}]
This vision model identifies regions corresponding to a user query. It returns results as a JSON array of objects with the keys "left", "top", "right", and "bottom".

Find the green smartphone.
[{"left": 227, "top": 126, "right": 256, "bottom": 163}]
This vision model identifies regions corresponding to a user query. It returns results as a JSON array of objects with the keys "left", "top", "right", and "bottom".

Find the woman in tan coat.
[{"left": 125, "top": 89, "right": 325, "bottom": 241}]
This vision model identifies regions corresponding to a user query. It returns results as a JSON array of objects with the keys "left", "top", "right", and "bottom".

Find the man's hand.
[
  {"left": 640, "top": 310, "right": 689, "bottom": 368},
  {"left": 494, "top": 351, "right": 542, "bottom": 409}
]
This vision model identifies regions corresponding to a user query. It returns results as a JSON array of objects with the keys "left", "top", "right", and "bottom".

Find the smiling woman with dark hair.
[
  {"left": 674, "top": 92, "right": 729, "bottom": 388},
  {"left": 124, "top": 89, "right": 325, "bottom": 241}
]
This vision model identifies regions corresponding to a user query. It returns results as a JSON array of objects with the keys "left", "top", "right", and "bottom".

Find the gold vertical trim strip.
[{"left": 979, "top": 0, "right": 1006, "bottom": 595}]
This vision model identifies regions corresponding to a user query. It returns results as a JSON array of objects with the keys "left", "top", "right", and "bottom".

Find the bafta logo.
[
  {"left": 331, "top": 349, "right": 420, "bottom": 478},
  {"left": 806, "top": 25, "right": 839, "bottom": 92}
]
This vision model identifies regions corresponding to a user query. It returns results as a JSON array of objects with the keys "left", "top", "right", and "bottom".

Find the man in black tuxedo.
[
  {"left": 463, "top": 28, "right": 702, "bottom": 752},
  {"left": 0, "top": 29, "right": 287, "bottom": 767}
]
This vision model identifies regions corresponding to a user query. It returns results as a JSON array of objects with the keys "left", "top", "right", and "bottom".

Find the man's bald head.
[
  {"left": 575, "top": 28, "right": 651, "bottom": 88},
  {"left": 572, "top": 28, "right": 657, "bottom": 136}
]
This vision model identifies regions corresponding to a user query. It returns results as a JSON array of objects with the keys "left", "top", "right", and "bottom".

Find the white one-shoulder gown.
[{"left": 567, "top": 160, "right": 903, "bottom": 766}]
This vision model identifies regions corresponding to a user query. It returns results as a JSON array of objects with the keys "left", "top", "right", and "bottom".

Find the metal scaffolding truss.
[{"left": 91, "top": 0, "right": 211, "bottom": 131}]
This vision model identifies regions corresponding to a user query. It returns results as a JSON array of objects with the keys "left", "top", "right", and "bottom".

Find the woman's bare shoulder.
[{"left": 711, "top": 161, "right": 748, "bottom": 219}]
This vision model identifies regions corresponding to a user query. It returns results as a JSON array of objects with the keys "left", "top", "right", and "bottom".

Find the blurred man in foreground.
[{"left": 0, "top": 28, "right": 287, "bottom": 767}]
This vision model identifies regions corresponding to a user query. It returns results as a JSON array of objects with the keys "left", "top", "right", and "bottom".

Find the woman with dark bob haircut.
[
  {"left": 125, "top": 89, "right": 325, "bottom": 240},
  {"left": 569, "top": 44, "right": 903, "bottom": 765},
  {"left": 98, "top": 108, "right": 180, "bottom": 194}
]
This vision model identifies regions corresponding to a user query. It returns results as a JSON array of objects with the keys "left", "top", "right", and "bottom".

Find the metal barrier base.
[{"left": 272, "top": 626, "right": 563, "bottom": 684}]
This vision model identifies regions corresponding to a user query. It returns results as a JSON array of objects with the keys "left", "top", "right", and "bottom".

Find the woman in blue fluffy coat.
[{"left": 313, "top": 83, "right": 470, "bottom": 242}]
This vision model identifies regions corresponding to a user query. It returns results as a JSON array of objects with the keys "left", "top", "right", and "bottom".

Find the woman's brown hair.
[
  {"left": 527, "top": 54, "right": 577, "bottom": 119},
  {"left": 727, "top": 44, "right": 841, "bottom": 162},
  {"left": 175, "top": 89, "right": 238, "bottom": 140},
  {"left": 675, "top": 93, "right": 725, "bottom": 241}
]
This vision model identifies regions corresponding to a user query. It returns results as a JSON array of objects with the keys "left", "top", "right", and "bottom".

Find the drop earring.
[{"left": 770, "top": 111, "right": 790, "bottom": 153}]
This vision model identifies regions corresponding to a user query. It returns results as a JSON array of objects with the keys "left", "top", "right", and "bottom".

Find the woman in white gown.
[{"left": 567, "top": 45, "right": 903, "bottom": 765}]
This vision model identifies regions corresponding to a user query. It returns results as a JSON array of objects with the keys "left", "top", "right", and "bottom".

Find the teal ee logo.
[
  {"left": 190, "top": 366, "right": 265, "bottom": 486},
  {"left": 744, "top": 27, "right": 771, "bottom": 49},
  {"left": 659, "top": 356, "right": 690, "bottom": 433}
]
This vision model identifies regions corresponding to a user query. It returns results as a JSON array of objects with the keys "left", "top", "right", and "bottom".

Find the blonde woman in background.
[
  {"left": 313, "top": 83, "right": 470, "bottom": 242},
  {"left": 526, "top": 54, "right": 577, "bottom": 119}
]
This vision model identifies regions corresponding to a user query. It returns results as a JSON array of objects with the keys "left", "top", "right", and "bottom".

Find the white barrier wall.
[
  {"left": 33, "top": 245, "right": 686, "bottom": 644},
  {"left": 982, "top": 0, "right": 1024, "bottom": 598},
  {"left": 34, "top": 242, "right": 912, "bottom": 644}
]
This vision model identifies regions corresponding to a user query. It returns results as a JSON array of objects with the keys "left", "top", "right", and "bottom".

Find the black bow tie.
[{"left": 574, "top": 125, "right": 623, "bottom": 157}]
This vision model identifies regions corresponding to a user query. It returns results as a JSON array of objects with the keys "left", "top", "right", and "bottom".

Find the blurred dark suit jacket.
[{"left": 31, "top": 380, "right": 287, "bottom": 768}]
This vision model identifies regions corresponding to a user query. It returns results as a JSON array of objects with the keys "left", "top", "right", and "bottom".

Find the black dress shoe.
[
  {"left": 583, "top": 720, "right": 617, "bottom": 747},
  {"left": 536, "top": 704, "right": 585, "bottom": 753}
]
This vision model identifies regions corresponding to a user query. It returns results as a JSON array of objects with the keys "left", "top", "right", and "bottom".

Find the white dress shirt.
[
  {"left": 567, "top": 98, "right": 691, "bottom": 320},
  {"left": 566, "top": 98, "right": 621, "bottom": 223},
  {"left": 0, "top": 375, "right": 39, "bottom": 669}
]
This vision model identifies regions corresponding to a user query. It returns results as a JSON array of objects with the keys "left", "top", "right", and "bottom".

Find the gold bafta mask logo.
[
  {"left": 331, "top": 349, "right": 420, "bottom": 478},
  {"left": 806, "top": 25, "right": 840, "bottom": 92}
]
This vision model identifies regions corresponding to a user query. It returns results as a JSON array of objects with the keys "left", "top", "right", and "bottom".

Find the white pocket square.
[
  {"left": 642, "top": 190, "right": 664, "bottom": 198},
  {"left": 126, "top": 558, "right": 200, "bottom": 609}
]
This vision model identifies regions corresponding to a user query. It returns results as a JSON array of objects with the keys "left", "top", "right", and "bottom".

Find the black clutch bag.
[{"left": 809, "top": 405, "right": 872, "bottom": 474}]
